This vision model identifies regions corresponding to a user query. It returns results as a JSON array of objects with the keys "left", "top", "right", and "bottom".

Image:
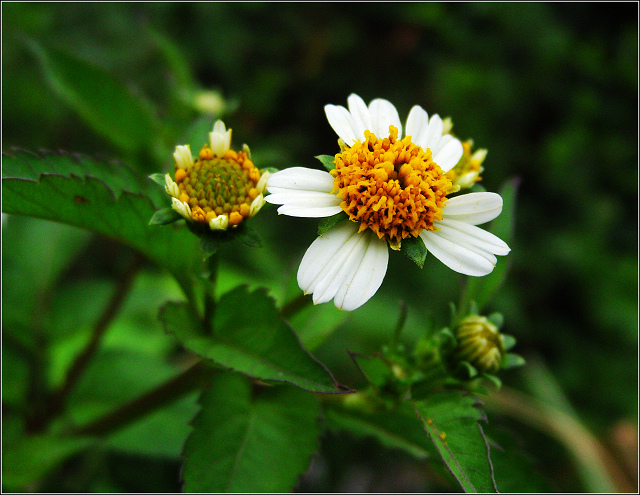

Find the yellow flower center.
[
  {"left": 174, "top": 145, "right": 261, "bottom": 226},
  {"left": 330, "top": 125, "right": 452, "bottom": 246}
]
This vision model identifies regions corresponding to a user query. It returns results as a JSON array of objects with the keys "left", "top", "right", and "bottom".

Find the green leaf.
[
  {"left": 182, "top": 373, "right": 321, "bottom": 492},
  {"left": 315, "top": 154, "right": 336, "bottom": 171},
  {"left": 412, "top": 391, "right": 498, "bottom": 493},
  {"left": 149, "top": 207, "right": 182, "bottom": 225},
  {"left": 324, "top": 402, "right": 436, "bottom": 460},
  {"left": 459, "top": 177, "right": 520, "bottom": 313},
  {"left": 318, "top": 211, "right": 348, "bottom": 236},
  {"left": 25, "top": 39, "right": 157, "bottom": 155},
  {"left": 2, "top": 435, "right": 94, "bottom": 491},
  {"left": 2, "top": 150, "right": 200, "bottom": 297},
  {"left": 159, "top": 285, "right": 350, "bottom": 393},
  {"left": 350, "top": 353, "right": 392, "bottom": 388},
  {"left": 401, "top": 235, "right": 428, "bottom": 268}
]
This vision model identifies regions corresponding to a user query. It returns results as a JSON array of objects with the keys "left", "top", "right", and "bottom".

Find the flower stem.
[
  {"left": 72, "top": 359, "right": 217, "bottom": 437},
  {"left": 202, "top": 253, "right": 219, "bottom": 331}
]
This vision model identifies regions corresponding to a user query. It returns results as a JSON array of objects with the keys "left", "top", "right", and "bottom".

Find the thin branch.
[{"left": 72, "top": 359, "right": 216, "bottom": 437}]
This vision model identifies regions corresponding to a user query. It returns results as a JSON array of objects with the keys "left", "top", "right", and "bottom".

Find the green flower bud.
[{"left": 452, "top": 315, "right": 505, "bottom": 374}]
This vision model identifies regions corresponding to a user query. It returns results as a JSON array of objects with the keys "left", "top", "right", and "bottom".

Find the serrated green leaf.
[
  {"left": 318, "top": 211, "right": 348, "bottom": 236},
  {"left": 182, "top": 373, "right": 321, "bottom": 492},
  {"left": 25, "top": 39, "right": 157, "bottom": 155},
  {"left": 459, "top": 177, "right": 520, "bottom": 313},
  {"left": 315, "top": 154, "right": 336, "bottom": 171},
  {"left": 2, "top": 435, "right": 94, "bottom": 491},
  {"left": 401, "top": 235, "right": 428, "bottom": 268},
  {"left": 412, "top": 391, "right": 498, "bottom": 493},
  {"left": 159, "top": 285, "right": 349, "bottom": 393},
  {"left": 500, "top": 353, "right": 526, "bottom": 369},
  {"left": 149, "top": 207, "right": 182, "bottom": 225},
  {"left": 324, "top": 402, "right": 436, "bottom": 460},
  {"left": 2, "top": 150, "right": 200, "bottom": 298}
]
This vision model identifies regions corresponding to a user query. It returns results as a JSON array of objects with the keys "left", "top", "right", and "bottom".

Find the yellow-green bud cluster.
[{"left": 453, "top": 315, "right": 505, "bottom": 374}]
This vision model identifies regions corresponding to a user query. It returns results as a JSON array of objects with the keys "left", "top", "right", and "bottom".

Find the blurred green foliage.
[{"left": 3, "top": 2, "right": 637, "bottom": 492}]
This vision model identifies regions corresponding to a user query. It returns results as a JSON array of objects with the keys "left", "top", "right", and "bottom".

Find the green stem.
[
  {"left": 73, "top": 359, "right": 216, "bottom": 437},
  {"left": 37, "top": 254, "right": 144, "bottom": 432},
  {"left": 202, "top": 253, "right": 219, "bottom": 331},
  {"left": 279, "top": 292, "right": 313, "bottom": 320},
  {"left": 392, "top": 300, "right": 408, "bottom": 345}
]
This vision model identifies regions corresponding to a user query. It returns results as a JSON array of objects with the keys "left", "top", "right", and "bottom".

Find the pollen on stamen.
[{"left": 331, "top": 125, "right": 452, "bottom": 245}]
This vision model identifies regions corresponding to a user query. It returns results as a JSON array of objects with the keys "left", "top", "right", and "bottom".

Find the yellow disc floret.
[
  {"left": 330, "top": 125, "right": 452, "bottom": 246},
  {"left": 174, "top": 144, "right": 262, "bottom": 226}
]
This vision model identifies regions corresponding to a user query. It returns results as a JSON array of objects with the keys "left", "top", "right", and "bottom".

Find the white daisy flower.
[{"left": 266, "top": 94, "right": 510, "bottom": 311}]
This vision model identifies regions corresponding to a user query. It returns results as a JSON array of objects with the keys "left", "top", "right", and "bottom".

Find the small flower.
[
  {"left": 165, "top": 120, "right": 268, "bottom": 230},
  {"left": 441, "top": 119, "right": 487, "bottom": 192},
  {"left": 452, "top": 315, "right": 505, "bottom": 374},
  {"left": 266, "top": 94, "right": 510, "bottom": 311}
]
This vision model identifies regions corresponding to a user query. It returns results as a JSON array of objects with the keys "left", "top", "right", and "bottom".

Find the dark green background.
[{"left": 3, "top": 2, "right": 637, "bottom": 492}]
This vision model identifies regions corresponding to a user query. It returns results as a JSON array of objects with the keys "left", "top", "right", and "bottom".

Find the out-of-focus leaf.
[
  {"left": 2, "top": 150, "right": 200, "bottom": 297},
  {"left": 350, "top": 353, "right": 392, "bottom": 388},
  {"left": 2, "top": 435, "right": 93, "bottom": 491},
  {"left": 412, "top": 391, "right": 498, "bottom": 493},
  {"left": 159, "top": 285, "right": 350, "bottom": 394},
  {"left": 182, "top": 373, "right": 321, "bottom": 492},
  {"left": 459, "top": 177, "right": 519, "bottom": 313},
  {"left": 324, "top": 402, "right": 436, "bottom": 460},
  {"left": 25, "top": 39, "right": 157, "bottom": 155}
]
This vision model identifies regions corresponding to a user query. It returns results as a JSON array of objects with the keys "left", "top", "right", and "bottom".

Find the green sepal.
[
  {"left": 501, "top": 334, "right": 517, "bottom": 351},
  {"left": 236, "top": 226, "right": 262, "bottom": 248},
  {"left": 487, "top": 312, "right": 504, "bottom": 328},
  {"left": 481, "top": 373, "right": 502, "bottom": 389},
  {"left": 188, "top": 222, "right": 263, "bottom": 259},
  {"left": 501, "top": 353, "right": 526, "bottom": 369},
  {"left": 263, "top": 167, "right": 280, "bottom": 174},
  {"left": 318, "top": 212, "right": 348, "bottom": 236},
  {"left": 400, "top": 236, "right": 427, "bottom": 268},
  {"left": 315, "top": 154, "right": 336, "bottom": 171},
  {"left": 149, "top": 207, "right": 182, "bottom": 226},
  {"left": 148, "top": 173, "right": 167, "bottom": 188},
  {"left": 457, "top": 360, "right": 479, "bottom": 379}
]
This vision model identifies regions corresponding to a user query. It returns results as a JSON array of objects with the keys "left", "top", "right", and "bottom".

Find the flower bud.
[{"left": 452, "top": 315, "right": 505, "bottom": 374}]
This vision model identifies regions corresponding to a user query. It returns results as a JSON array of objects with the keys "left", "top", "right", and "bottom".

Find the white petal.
[
  {"left": 209, "top": 214, "right": 229, "bottom": 230},
  {"left": 164, "top": 173, "right": 179, "bottom": 198},
  {"left": 405, "top": 105, "right": 429, "bottom": 141},
  {"left": 297, "top": 222, "right": 388, "bottom": 311},
  {"left": 443, "top": 192, "right": 503, "bottom": 225},
  {"left": 210, "top": 120, "right": 232, "bottom": 156},
  {"left": 266, "top": 190, "right": 343, "bottom": 217},
  {"left": 334, "top": 231, "right": 389, "bottom": 311},
  {"left": 173, "top": 145, "right": 194, "bottom": 170},
  {"left": 171, "top": 197, "right": 192, "bottom": 221},
  {"left": 420, "top": 229, "right": 496, "bottom": 277},
  {"left": 256, "top": 170, "right": 271, "bottom": 193},
  {"left": 325, "top": 104, "right": 357, "bottom": 145},
  {"left": 347, "top": 94, "right": 372, "bottom": 140},
  {"left": 369, "top": 98, "right": 402, "bottom": 138},
  {"left": 298, "top": 221, "right": 360, "bottom": 296},
  {"left": 249, "top": 194, "right": 266, "bottom": 216},
  {"left": 433, "top": 137, "right": 464, "bottom": 173},
  {"left": 436, "top": 219, "right": 511, "bottom": 256},
  {"left": 417, "top": 114, "right": 444, "bottom": 151},
  {"left": 266, "top": 167, "right": 335, "bottom": 193}
]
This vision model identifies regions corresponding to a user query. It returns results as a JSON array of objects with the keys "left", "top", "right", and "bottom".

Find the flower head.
[
  {"left": 266, "top": 94, "right": 510, "bottom": 311},
  {"left": 452, "top": 315, "right": 505, "bottom": 374},
  {"left": 165, "top": 120, "right": 268, "bottom": 231}
]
